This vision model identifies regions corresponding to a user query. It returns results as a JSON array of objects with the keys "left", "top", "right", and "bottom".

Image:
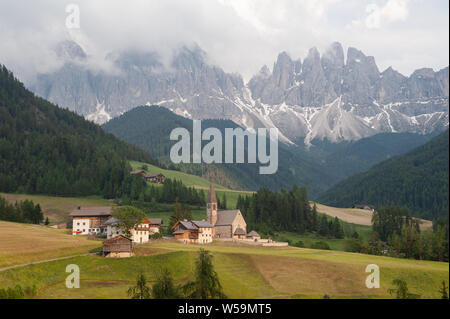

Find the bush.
[
  {"left": 150, "top": 232, "right": 163, "bottom": 239},
  {"left": 310, "top": 241, "right": 330, "bottom": 250},
  {"left": 293, "top": 241, "right": 305, "bottom": 248},
  {"left": 343, "top": 238, "right": 363, "bottom": 252}
]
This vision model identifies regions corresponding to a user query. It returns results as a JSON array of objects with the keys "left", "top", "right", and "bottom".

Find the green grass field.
[
  {"left": 130, "top": 160, "right": 254, "bottom": 209},
  {"left": 0, "top": 238, "right": 447, "bottom": 299},
  {"left": 130, "top": 160, "right": 230, "bottom": 190}
]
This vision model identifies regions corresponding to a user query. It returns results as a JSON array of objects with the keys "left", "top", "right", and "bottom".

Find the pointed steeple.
[{"left": 207, "top": 183, "right": 217, "bottom": 203}]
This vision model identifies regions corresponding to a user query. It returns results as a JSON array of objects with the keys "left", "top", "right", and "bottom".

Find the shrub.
[
  {"left": 343, "top": 238, "right": 363, "bottom": 252},
  {"left": 310, "top": 241, "right": 330, "bottom": 250},
  {"left": 150, "top": 232, "right": 163, "bottom": 240},
  {"left": 293, "top": 241, "right": 305, "bottom": 248}
]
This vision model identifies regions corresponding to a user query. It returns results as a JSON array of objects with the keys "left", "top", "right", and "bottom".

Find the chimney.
[{"left": 77, "top": 206, "right": 81, "bottom": 210}]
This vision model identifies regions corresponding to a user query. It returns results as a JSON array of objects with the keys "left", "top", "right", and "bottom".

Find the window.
[
  {"left": 83, "top": 222, "right": 85, "bottom": 226},
  {"left": 77, "top": 222, "right": 80, "bottom": 226}
]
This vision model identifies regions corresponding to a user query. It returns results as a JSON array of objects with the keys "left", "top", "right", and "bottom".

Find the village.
[{"left": 70, "top": 183, "right": 287, "bottom": 258}]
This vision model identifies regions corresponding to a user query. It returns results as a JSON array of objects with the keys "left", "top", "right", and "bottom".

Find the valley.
[{"left": 0, "top": 225, "right": 447, "bottom": 299}]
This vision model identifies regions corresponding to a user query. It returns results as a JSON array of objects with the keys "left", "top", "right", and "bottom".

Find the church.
[
  {"left": 172, "top": 184, "right": 247, "bottom": 243},
  {"left": 206, "top": 184, "right": 247, "bottom": 239}
]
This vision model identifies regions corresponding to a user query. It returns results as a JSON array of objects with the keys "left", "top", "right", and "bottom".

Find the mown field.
[
  {"left": 0, "top": 236, "right": 447, "bottom": 299},
  {"left": 0, "top": 221, "right": 101, "bottom": 269},
  {"left": 313, "top": 202, "right": 433, "bottom": 231},
  {"left": 0, "top": 193, "right": 114, "bottom": 225}
]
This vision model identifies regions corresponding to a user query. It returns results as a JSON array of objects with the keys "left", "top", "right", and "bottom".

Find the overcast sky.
[{"left": 0, "top": 0, "right": 448, "bottom": 83}]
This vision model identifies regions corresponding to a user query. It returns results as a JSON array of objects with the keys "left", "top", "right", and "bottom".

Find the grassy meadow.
[
  {"left": 129, "top": 160, "right": 254, "bottom": 208},
  {"left": 0, "top": 236, "right": 447, "bottom": 299},
  {"left": 0, "top": 193, "right": 114, "bottom": 225},
  {"left": 0, "top": 221, "right": 101, "bottom": 269}
]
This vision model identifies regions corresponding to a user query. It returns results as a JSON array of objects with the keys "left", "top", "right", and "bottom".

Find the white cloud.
[{"left": 0, "top": 0, "right": 447, "bottom": 83}]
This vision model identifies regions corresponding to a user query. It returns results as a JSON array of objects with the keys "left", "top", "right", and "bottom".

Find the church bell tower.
[{"left": 206, "top": 183, "right": 218, "bottom": 226}]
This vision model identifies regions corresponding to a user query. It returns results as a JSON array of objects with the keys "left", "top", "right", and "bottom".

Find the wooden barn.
[{"left": 102, "top": 235, "right": 133, "bottom": 258}]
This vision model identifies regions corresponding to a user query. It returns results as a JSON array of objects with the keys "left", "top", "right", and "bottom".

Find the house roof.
[
  {"left": 104, "top": 217, "right": 120, "bottom": 226},
  {"left": 70, "top": 206, "right": 112, "bottom": 217},
  {"left": 130, "top": 170, "right": 145, "bottom": 175},
  {"left": 143, "top": 218, "right": 163, "bottom": 225},
  {"left": 216, "top": 210, "right": 240, "bottom": 226},
  {"left": 179, "top": 220, "right": 198, "bottom": 230},
  {"left": 234, "top": 227, "right": 246, "bottom": 235},
  {"left": 247, "top": 230, "right": 260, "bottom": 237},
  {"left": 207, "top": 183, "right": 217, "bottom": 203},
  {"left": 103, "top": 235, "right": 131, "bottom": 244},
  {"left": 192, "top": 220, "right": 213, "bottom": 228}
]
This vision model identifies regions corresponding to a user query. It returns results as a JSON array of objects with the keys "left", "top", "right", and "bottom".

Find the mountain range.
[
  {"left": 30, "top": 40, "right": 449, "bottom": 145},
  {"left": 102, "top": 105, "right": 436, "bottom": 198}
]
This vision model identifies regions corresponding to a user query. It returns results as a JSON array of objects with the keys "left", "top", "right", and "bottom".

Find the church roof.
[
  {"left": 207, "top": 183, "right": 217, "bottom": 203},
  {"left": 234, "top": 227, "right": 246, "bottom": 235},
  {"left": 216, "top": 210, "right": 241, "bottom": 226}
]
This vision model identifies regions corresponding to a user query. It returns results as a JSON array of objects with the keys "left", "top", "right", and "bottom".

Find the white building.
[
  {"left": 70, "top": 206, "right": 112, "bottom": 235},
  {"left": 105, "top": 217, "right": 163, "bottom": 244}
]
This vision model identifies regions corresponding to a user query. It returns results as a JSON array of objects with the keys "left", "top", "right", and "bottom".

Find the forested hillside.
[
  {"left": 102, "top": 106, "right": 333, "bottom": 196},
  {"left": 318, "top": 130, "right": 449, "bottom": 219},
  {"left": 0, "top": 65, "right": 158, "bottom": 198}
]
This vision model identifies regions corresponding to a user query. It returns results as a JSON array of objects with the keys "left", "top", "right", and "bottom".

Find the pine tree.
[
  {"left": 439, "top": 281, "right": 449, "bottom": 299},
  {"left": 151, "top": 268, "right": 182, "bottom": 299},
  {"left": 319, "top": 215, "right": 329, "bottom": 237},
  {"left": 168, "top": 199, "right": 182, "bottom": 230},
  {"left": 311, "top": 203, "right": 318, "bottom": 232},
  {"left": 222, "top": 193, "right": 227, "bottom": 210},
  {"left": 127, "top": 273, "right": 151, "bottom": 299},
  {"left": 183, "top": 249, "right": 226, "bottom": 299}
]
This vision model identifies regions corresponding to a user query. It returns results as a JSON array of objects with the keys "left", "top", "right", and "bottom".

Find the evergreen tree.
[
  {"left": 311, "top": 203, "right": 319, "bottom": 232},
  {"left": 439, "top": 281, "right": 449, "bottom": 299},
  {"left": 151, "top": 268, "right": 182, "bottom": 299},
  {"left": 127, "top": 273, "right": 151, "bottom": 299},
  {"left": 169, "top": 198, "right": 184, "bottom": 230},
  {"left": 183, "top": 249, "right": 226, "bottom": 299},
  {"left": 222, "top": 193, "right": 227, "bottom": 210},
  {"left": 319, "top": 215, "right": 329, "bottom": 237},
  {"left": 388, "top": 279, "right": 420, "bottom": 299}
]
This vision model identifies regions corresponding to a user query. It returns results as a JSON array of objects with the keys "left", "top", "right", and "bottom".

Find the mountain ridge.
[
  {"left": 317, "top": 129, "right": 449, "bottom": 219},
  {"left": 29, "top": 41, "right": 448, "bottom": 145}
]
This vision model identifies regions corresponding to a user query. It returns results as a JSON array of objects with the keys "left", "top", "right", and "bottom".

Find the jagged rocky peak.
[
  {"left": 258, "top": 65, "right": 271, "bottom": 78},
  {"left": 113, "top": 50, "right": 162, "bottom": 70},
  {"left": 322, "top": 42, "right": 345, "bottom": 68},
  {"left": 54, "top": 40, "right": 87, "bottom": 60},
  {"left": 321, "top": 42, "right": 345, "bottom": 96},
  {"left": 407, "top": 67, "right": 448, "bottom": 99},
  {"left": 29, "top": 40, "right": 449, "bottom": 144},
  {"left": 172, "top": 45, "right": 208, "bottom": 70},
  {"left": 272, "top": 51, "right": 296, "bottom": 90},
  {"left": 377, "top": 66, "right": 407, "bottom": 103}
]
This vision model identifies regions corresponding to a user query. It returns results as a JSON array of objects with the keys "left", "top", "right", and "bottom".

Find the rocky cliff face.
[{"left": 29, "top": 41, "right": 449, "bottom": 145}]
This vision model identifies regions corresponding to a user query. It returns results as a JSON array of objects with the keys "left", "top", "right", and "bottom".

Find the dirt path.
[{"left": 0, "top": 254, "right": 88, "bottom": 272}]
